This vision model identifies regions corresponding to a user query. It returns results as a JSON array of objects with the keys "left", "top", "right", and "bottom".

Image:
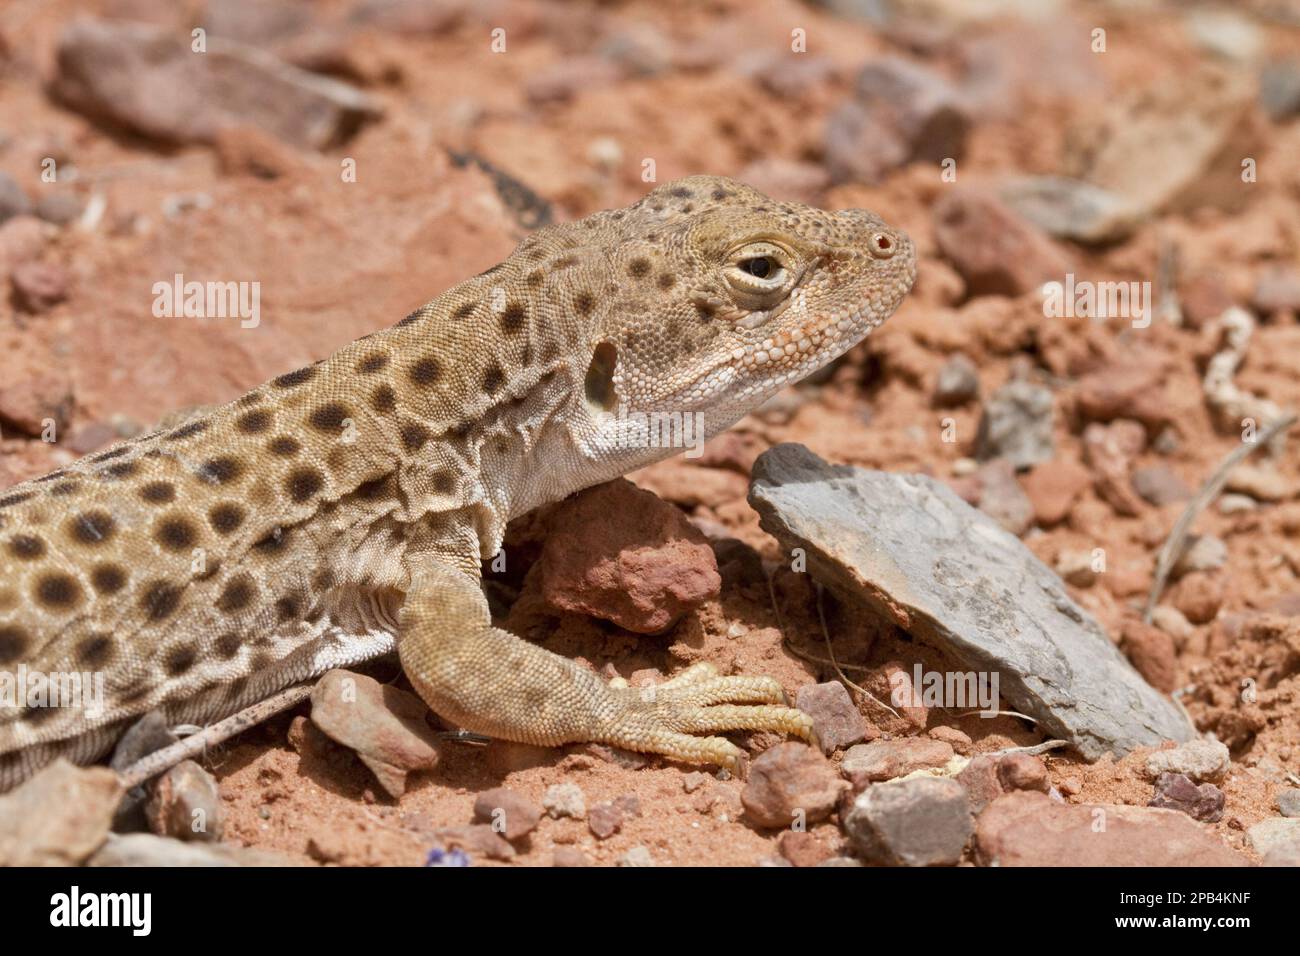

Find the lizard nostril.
[{"left": 871, "top": 233, "right": 895, "bottom": 258}]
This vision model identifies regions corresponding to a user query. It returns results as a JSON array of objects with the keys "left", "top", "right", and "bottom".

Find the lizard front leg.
[{"left": 397, "top": 558, "right": 816, "bottom": 772}]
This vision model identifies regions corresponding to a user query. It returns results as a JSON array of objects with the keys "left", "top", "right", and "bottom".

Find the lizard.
[{"left": 0, "top": 175, "right": 915, "bottom": 792}]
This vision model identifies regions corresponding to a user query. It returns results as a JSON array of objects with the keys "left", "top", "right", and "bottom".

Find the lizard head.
[{"left": 582, "top": 175, "right": 916, "bottom": 447}]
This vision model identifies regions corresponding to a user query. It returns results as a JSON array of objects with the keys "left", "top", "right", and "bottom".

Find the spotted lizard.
[{"left": 0, "top": 175, "right": 915, "bottom": 791}]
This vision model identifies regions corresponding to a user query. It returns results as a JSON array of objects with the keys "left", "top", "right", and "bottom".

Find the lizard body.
[{"left": 0, "top": 176, "right": 914, "bottom": 790}]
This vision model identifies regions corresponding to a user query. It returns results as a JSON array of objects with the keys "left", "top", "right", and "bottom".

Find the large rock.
[
  {"left": 932, "top": 189, "right": 1073, "bottom": 297},
  {"left": 975, "top": 791, "right": 1249, "bottom": 866},
  {"left": 748, "top": 444, "right": 1193, "bottom": 760},
  {"left": 539, "top": 479, "right": 720, "bottom": 634},
  {"left": 824, "top": 56, "right": 970, "bottom": 185},
  {"left": 842, "top": 776, "right": 972, "bottom": 867},
  {"left": 1065, "top": 68, "right": 1258, "bottom": 215},
  {"left": 0, "top": 760, "right": 123, "bottom": 866},
  {"left": 740, "top": 742, "right": 846, "bottom": 829},
  {"left": 52, "top": 19, "right": 381, "bottom": 149},
  {"left": 309, "top": 669, "right": 442, "bottom": 798}
]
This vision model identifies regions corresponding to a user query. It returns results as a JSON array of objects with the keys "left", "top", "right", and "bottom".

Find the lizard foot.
[{"left": 603, "top": 662, "right": 818, "bottom": 773}]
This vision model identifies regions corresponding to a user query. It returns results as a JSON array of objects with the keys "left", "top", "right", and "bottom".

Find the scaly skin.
[{"left": 0, "top": 176, "right": 915, "bottom": 789}]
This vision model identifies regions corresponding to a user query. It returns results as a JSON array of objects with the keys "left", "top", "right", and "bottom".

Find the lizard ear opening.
[{"left": 584, "top": 341, "right": 619, "bottom": 412}]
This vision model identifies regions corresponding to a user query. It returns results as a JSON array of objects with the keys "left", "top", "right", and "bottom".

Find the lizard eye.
[{"left": 724, "top": 242, "right": 790, "bottom": 297}]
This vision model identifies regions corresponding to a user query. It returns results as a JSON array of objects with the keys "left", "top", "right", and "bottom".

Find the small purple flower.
[{"left": 425, "top": 847, "right": 470, "bottom": 867}]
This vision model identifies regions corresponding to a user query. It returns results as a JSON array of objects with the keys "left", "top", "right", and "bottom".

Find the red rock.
[
  {"left": 587, "top": 801, "right": 624, "bottom": 840},
  {"left": 974, "top": 791, "right": 1248, "bottom": 866},
  {"left": 777, "top": 829, "right": 836, "bottom": 867},
  {"left": 0, "top": 215, "right": 47, "bottom": 278},
  {"left": 1120, "top": 621, "right": 1178, "bottom": 694},
  {"left": 928, "top": 726, "right": 972, "bottom": 754},
  {"left": 309, "top": 669, "right": 441, "bottom": 799},
  {"left": 52, "top": 19, "right": 381, "bottom": 149},
  {"left": 877, "top": 661, "right": 928, "bottom": 730},
  {"left": 1179, "top": 273, "right": 1234, "bottom": 328},
  {"left": 1169, "top": 570, "right": 1225, "bottom": 625},
  {"left": 1149, "top": 772, "right": 1225, "bottom": 823},
  {"left": 0, "top": 361, "right": 73, "bottom": 437},
  {"left": 840, "top": 738, "right": 954, "bottom": 790},
  {"left": 1082, "top": 421, "right": 1147, "bottom": 517},
  {"left": 539, "top": 479, "right": 720, "bottom": 634},
  {"left": 843, "top": 776, "right": 973, "bottom": 867},
  {"left": 0, "top": 760, "right": 124, "bottom": 866},
  {"left": 1131, "top": 464, "right": 1192, "bottom": 507},
  {"left": 956, "top": 755, "right": 1005, "bottom": 815},
  {"left": 472, "top": 787, "right": 541, "bottom": 842},
  {"left": 145, "top": 760, "right": 224, "bottom": 843},
  {"left": 11, "top": 260, "right": 70, "bottom": 312},
  {"left": 997, "top": 753, "right": 1050, "bottom": 793},
  {"left": 551, "top": 846, "right": 591, "bottom": 867},
  {"left": 1021, "top": 459, "right": 1091, "bottom": 526},
  {"left": 795, "top": 681, "right": 867, "bottom": 753},
  {"left": 825, "top": 56, "right": 970, "bottom": 185},
  {"left": 1074, "top": 358, "right": 1172, "bottom": 430},
  {"left": 432, "top": 824, "right": 515, "bottom": 861},
  {"left": 631, "top": 460, "right": 748, "bottom": 510},
  {"left": 740, "top": 743, "right": 846, "bottom": 829},
  {"left": 932, "top": 189, "right": 1073, "bottom": 297},
  {"left": 1065, "top": 69, "right": 1257, "bottom": 216},
  {"left": 215, "top": 124, "right": 312, "bottom": 179},
  {"left": 973, "top": 458, "right": 1033, "bottom": 537}
]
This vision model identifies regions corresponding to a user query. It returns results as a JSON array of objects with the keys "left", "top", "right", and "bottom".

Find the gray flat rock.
[{"left": 748, "top": 443, "right": 1192, "bottom": 760}]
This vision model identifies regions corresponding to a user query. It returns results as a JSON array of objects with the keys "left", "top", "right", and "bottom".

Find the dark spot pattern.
[
  {"left": 236, "top": 409, "right": 273, "bottom": 434},
  {"left": 628, "top": 257, "right": 651, "bottom": 278},
  {"left": 269, "top": 436, "right": 300, "bottom": 457},
  {"left": 400, "top": 421, "right": 431, "bottom": 452},
  {"left": 166, "top": 420, "right": 209, "bottom": 441},
  {"left": 155, "top": 515, "right": 199, "bottom": 552},
  {"left": 309, "top": 402, "right": 349, "bottom": 433},
  {"left": 272, "top": 366, "right": 317, "bottom": 389},
  {"left": 483, "top": 365, "right": 504, "bottom": 394},
  {"left": 90, "top": 564, "right": 128, "bottom": 594},
  {"left": 215, "top": 633, "right": 241, "bottom": 659},
  {"left": 197, "top": 457, "right": 243, "bottom": 485},
  {"left": 357, "top": 353, "right": 389, "bottom": 374},
  {"left": 500, "top": 302, "right": 527, "bottom": 334},
  {"left": 286, "top": 467, "right": 324, "bottom": 502},
  {"left": 89, "top": 447, "right": 130, "bottom": 463},
  {"left": 76, "top": 634, "right": 113, "bottom": 667},
  {"left": 140, "top": 581, "right": 182, "bottom": 620},
  {"left": 209, "top": 503, "right": 245, "bottom": 535},
  {"left": 70, "top": 511, "right": 115, "bottom": 546},
  {"left": 164, "top": 644, "right": 198, "bottom": 676},
  {"left": 140, "top": 481, "right": 176, "bottom": 504},
  {"left": 35, "top": 572, "right": 81, "bottom": 610},
  {"left": 371, "top": 385, "right": 396, "bottom": 413},
  {"left": 409, "top": 357, "right": 441, "bottom": 386},
  {"left": 574, "top": 291, "right": 594, "bottom": 317},
  {"left": 0, "top": 625, "right": 30, "bottom": 663},
  {"left": 9, "top": 535, "right": 45, "bottom": 560}
]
